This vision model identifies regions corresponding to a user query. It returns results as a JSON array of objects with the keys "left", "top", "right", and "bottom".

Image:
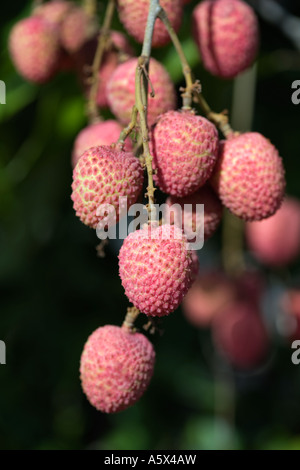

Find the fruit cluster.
[{"left": 9, "top": 0, "right": 295, "bottom": 414}]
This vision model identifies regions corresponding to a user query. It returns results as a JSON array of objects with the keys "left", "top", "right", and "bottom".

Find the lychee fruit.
[
  {"left": 165, "top": 184, "right": 223, "bottom": 242},
  {"left": 9, "top": 16, "right": 61, "bottom": 83},
  {"left": 117, "top": 0, "right": 183, "bottom": 48},
  {"left": 80, "top": 325, "right": 155, "bottom": 413},
  {"left": 61, "top": 5, "right": 97, "bottom": 53},
  {"left": 71, "top": 145, "right": 144, "bottom": 229},
  {"left": 72, "top": 120, "right": 133, "bottom": 167},
  {"left": 282, "top": 289, "right": 300, "bottom": 320},
  {"left": 151, "top": 110, "right": 219, "bottom": 197},
  {"left": 210, "top": 132, "right": 285, "bottom": 221},
  {"left": 192, "top": 0, "right": 259, "bottom": 79},
  {"left": 119, "top": 224, "right": 195, "bottom": 316},
  {"left": 106, "top": 57, "right": 176, "bottom": 126},
  {"left": 182, "top": 271, "right": 236, "bottom": 327},
  {"left": 212, "top": 300, "right": 269, "bottom": 369},
  {"left": 34, "top": 1, "right": 73, "bottom": 29},
  {"left": 245, "top": 197, "right": 300, "bottom": 267}
]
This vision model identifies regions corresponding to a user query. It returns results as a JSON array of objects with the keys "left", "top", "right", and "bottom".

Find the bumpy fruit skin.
[
  {"left": 61, "top": 6, "right": 96, "bottom": 53},
  {"left": 119, "top": 224, "right": 194, "bottom": 316},
  {"left": 107, "top": 57, "right": 176, "bottom": 126},
  {"left": 183, "top": 271, "right": 236, "bottom": 327},
  {"left": 192, "top": 0, "right": 259, "bottom": 78},
  {"left": 72, "top": 120, "right": 133, "bottom": 167},
  {"left": 245, "top": 197, "right": 300, "bottom": 266},
  {"left": 151, "top": 111, "right": 219, "bottom": 197},
  {"left": 71, "top": 146, "right": 143, "bottom": 229},
  {"left": 9, "top": 17, "right": 61, "bottom": 83},
  {"left": 166, "top": 184, "right": 223, "bottom": 241},
  {"left": 80, "top": 325, "right": 155, "bottom": 413},
  {"left": 211, "top": 132, "right": 285, "bottom": 221},
  {"left": 117, "top": 0, "right": 183, "bottom": 47},
  {"left": 212, "top": 301, "right": 269, "bottom": 369}
]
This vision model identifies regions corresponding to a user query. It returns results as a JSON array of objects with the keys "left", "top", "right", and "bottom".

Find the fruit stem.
[
  {"left": 222, "top": 209, "right": 245, "bottom": 275},
  {"left": 122, "top": 307, "right": 140, "bottom": 332},
  {"left": 87, "top": 0, "right": 115, "bottom": 124},
  {"left": 118, "top": 106, "right": 138, "bottom": 147},
  {"left": 83, "top": 0, "right": 97, "bottom": 17},
  {"left": 158, "top": 8, "right": 195, "bottom": 110}
]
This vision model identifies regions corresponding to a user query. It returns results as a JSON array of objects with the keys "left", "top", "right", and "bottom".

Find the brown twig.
[{"left": 122, "top": 307, "right": 140, "bottom": 332}]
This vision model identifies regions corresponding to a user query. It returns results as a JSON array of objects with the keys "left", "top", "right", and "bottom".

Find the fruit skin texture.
[
  {"left": 246, "top": 197, "right": 300, "bottom": 266},
  {"left": 211, "top": 132, "right": 285, "bottom": 221},
  {"left": 71, "top": 146, "right": 143, "bottom": 229},
  {"left": 117, "top": 0, "right": 183, "bottom": 48},
  {"left": 192, "top": 0, "right": 259, "bottom": 79},
  {"left": 183, "top": 271, "right": 236, "bottom": 327},
  {"left": 80, "top": 325, "right": 155, "bottom": 413},
  {"left": 107, "top": 57, "right": 176, "bottom": 126},
  {"left": 212, "top": 301, "right": 269, "bottom": 369},
  {"left": 166, "top": 184, "right": 223, "bottom": 242},
  {"left": 61, "top": 6, "right": 96, "bottom": 53},
  {"left": 72, "top": 120, "right": 133, "bottom": 167},
  {"left": 9, "top": 16, "right": 61, "bottom": 83},
  {"left": 151, "top": 111, "right": 219, "bottom": 197},
  {"left": 119, "top": 224, "right": 194, "bottom": 316}
]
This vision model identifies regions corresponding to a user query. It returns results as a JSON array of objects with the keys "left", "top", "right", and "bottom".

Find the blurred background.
[{"left": 1, "top": 0, "right": 300, "bottom": 450}]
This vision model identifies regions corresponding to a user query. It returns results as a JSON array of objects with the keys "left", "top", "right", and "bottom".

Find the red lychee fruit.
[
  {"left": 72, "top": 120, "right": 133, "bottom": 167},
  {"left": 182, "top": 271, "right": 236, "bottom": 327},
  {"left": 117, "top": 0, "right": 183, "bottom": 48},
  {"left": 245, "top": 197, "right": 300, "bottom": 267},
  {"left": 9, "top": 16, "right": 61, "bottom": 83},
  {"left": 106, "top": 57, "right": 176, "bottom": 126},
  {"left": 212, "top": 300, "right": 269, "bottom": 369},
  {"left": 119, "top": 224, "right": 195, "bottom": 316},
  {"left": 151, "top": 110, "right": 219, "bottom": 197},
  {"left": 165, "top": 184, "right": 223, "bottom": 242},
  {"left": 34, "top": 1, "right": 73, "bottom": 28},
  {"left": 96, "top": 54, "right": 120, "bottom": 108},
  {"left": 192, "top": 0, "right": 259, "bottom": 79},
  {"left": 80, "top": 325, "right": 155, "bottom": 413},
  {"left": 71, "top": 145, "right": 144, "bottom": 229},
  {"left": 211, "top": 132, "right": 285, "bottom": 221},
  {"left": 61, "top": 5, "right": 97, "bottom": 53},
  {"left": 282, "top": 289, "right": 300, "bottom": 320}
]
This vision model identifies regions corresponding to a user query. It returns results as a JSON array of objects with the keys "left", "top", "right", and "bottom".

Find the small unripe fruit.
[
  {"left": 71, "top": 146, "right": 144, "bottom": 229},
  {"left": 193, "top": 0, "right": 259, "bottom": 78},
  {"left": 151, "top": 111, "right": 219, "bottom": 197},
  {"left": 117, "top": 0, "right": 183, "bottom": 48},
  {"left": 119, "top": 224, "right": 195, "bottom": 316},
  {"left": 72, "top": 120, "right": 133, "bottom": 167},
  {"left": 9, "top": 16, "right": 61, "bottom": 83},
  {"left": 183, "top": 271, "right": 236, "bottom": 327},
  {"left": 107, "top": 57, "right": 176, "bottom": 126},
  {"left": 211, "top": 132, "right": 285, "bottom": 221},
  {"left": 61, "top": 6, "right": 97, "bottom": 53},
  {"left": 166, "top": 184, "right": 223, "bottom": 241},
  {"left": 246, "top": 197, "right": 300, "bottom": 267},
  {"left": 80, "top": 325, "right": 155, "bottom": 413},
  {"left": 212, "top": 300, "right": 269, "bottom": 369}
]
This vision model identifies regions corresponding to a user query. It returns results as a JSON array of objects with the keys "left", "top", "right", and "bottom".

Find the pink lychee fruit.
[
  {"left": 282, "top": 289, "right": 300, "bottom": 320},
  {"left": 106, "top": 57, "right": 176, "bottom": 126},
  {"left": 182, "top": 270, "right": 236, "bottom": 327},
  {"left": 61, "top": 5, "right": 97, "bottom": 53},
  {"left": 210, "top": 132, "right": 285, "bottom": 221},
  {"left": 96, "top": 54, "right": 121, "bottom": 108},
  {"left": 117, "top": 0, "right": 183, "bottom": 48},
  {"left": 192, "top": 0, "right": 259, "bottom": 79},
  {"left": 9, "top": 16, "right": 61, "bottom": 83},
  {"left": 119, "top": 224, "right": 195, "bottom": 316},
  {"left": 245, "top": 197, "right": 300, "bottom": 267},
  {"left": 151, "top": 110, "right": 219, "bottom": 197},
  {"left": 80, "top": 325, "right": 155, "bottom": 413},
  {"left": 212, "top": 300, "right": 269, "bottom": 369},
  {"left": 71, "top": 145, "right": 144, "bottom": 229},
  {"left": 34, "top": 1, "right": 73, "bottom": 29},
  {"left": 72, "top": 120, "right": 133, "bottom": 167},
  {"left": 165, "top": 184, "right": 223, "bottom": 242}
]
